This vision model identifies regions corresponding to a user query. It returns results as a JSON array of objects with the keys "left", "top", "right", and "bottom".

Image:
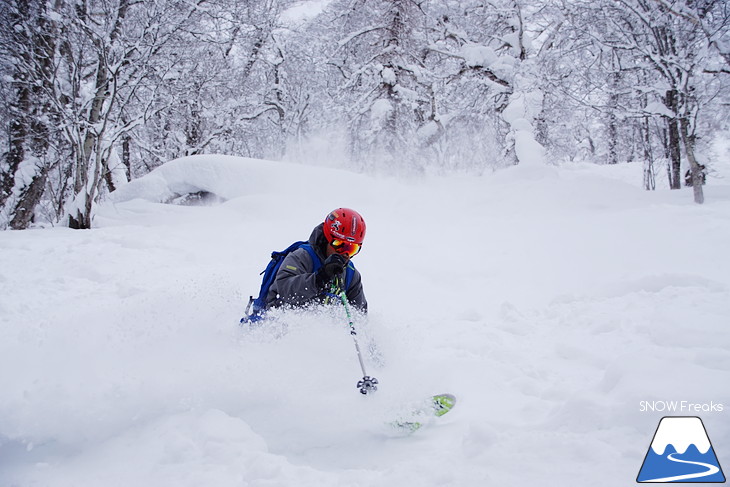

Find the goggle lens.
[{"left": 331, "top": 239, "right": 361, "bottom": 257}]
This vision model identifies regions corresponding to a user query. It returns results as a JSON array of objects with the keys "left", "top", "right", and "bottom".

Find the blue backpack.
[{"left": 241, "top": 241, "right": 355, "bottom": 323}]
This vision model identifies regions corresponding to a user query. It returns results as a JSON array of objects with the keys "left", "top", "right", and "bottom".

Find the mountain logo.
[{"left": 637, "top": 416, "right": 726, "bottom": 483}]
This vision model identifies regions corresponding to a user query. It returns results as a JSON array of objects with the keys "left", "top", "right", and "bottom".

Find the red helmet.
[{"left": 323, "top": 208, "right": 366, "bottom": 245}]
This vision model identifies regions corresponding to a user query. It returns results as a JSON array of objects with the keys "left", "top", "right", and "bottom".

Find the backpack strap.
[
  {"left": 345, "top": 261, "right": 355, "bottom": 290},
  {"left": 300, "top": 243, "right": 322, "bottom": 273}
]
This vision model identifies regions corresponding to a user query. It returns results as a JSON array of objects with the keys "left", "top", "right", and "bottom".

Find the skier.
[{"left": 264, "top": 208, "right": 367, "bottom": 313}]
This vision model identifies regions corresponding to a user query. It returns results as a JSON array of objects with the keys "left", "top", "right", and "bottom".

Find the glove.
[{"left": 315, "top": 253, "right": 347, "bottom": 289}]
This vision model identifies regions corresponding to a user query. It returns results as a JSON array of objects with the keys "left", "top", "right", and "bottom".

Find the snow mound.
[{"left": 111, "top": 155, "right": 366, "bottom": 204}]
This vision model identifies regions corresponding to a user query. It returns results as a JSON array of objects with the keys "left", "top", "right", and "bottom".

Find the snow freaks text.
[{"left": 639, "top": 401, "right": 724, "bottom": 413}]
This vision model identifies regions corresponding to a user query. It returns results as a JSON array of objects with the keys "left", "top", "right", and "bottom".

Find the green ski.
[{"left": 392, "top": 393, "right": 457, "bottom": 433}]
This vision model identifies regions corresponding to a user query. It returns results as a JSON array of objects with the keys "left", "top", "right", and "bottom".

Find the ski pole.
[{"left": 331, "top": 283, "right": 378, "bottom": 395}]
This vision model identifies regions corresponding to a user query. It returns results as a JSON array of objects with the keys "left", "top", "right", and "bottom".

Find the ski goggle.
[{"left": 331, "top": 239, "right": 362, "bottom": 257}]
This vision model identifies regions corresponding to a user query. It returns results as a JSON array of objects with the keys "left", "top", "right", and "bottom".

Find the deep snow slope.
[{"left": 1, "top": 155, "right": 729, "bottom": 486}]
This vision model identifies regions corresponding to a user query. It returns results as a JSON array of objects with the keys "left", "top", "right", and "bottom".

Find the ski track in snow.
[{"left": 1, "top": 156, "right": 730, "bottom": 486}]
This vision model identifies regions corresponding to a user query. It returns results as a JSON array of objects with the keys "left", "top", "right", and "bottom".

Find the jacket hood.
[{"left": 308, "top": 223, "right": 328, "bottom": 261}]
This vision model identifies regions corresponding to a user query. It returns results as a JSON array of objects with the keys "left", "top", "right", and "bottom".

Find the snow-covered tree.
[
  {"left": 322, "top": 0, "right": 436, "bottom": 172},
  {"left": 2, "top": 0, "right": 729, "bottom": 228},
  {"left": 552, "top": 0, "right": 729, "bottom": 202},
  {"left": 1, "top": 0, "right": 242, "bottom": 228},
  {"left": 0, "top": 0, "right": 60, "bottom": 229}
]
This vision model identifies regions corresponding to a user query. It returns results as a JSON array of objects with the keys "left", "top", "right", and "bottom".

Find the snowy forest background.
[{"left": 1, "top": 0, "right": 729, "bottom": 230}]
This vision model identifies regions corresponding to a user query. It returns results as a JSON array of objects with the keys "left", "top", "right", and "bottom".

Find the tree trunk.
[
  {"left": 665, "top": 90, "right": 682, "bottom": 189},
  {"left": 2, "top": 0, "right": 57, "bottom": 227},
  {"left": 1, "top": 88, "right": 28, "bottom": 210},
  {"left": 75, "top": 56, "right": 109, "bottom": 195},
  {"left": 607, "top": 112, "right": 618, "bottom": 165},
  {"left": 122, "top": 133, "right": 131, "bottom": 181},
  {"left": 679, "top": 117, "right": 705, "bottom": 204},
  {"left": 1, "top": 2, "right": 31, "bottom": 212},
  {"left": 103, "top": 155, "right": 117, "bottom": 193},
  {"left": 607, "top": 61, "right": 620, "bottom": 165},
  {"left": 641, "top": 117, "right": 656, "bottom": 190},
  {"left": 68, "top": 211, "right": 91, "bottom": 229},
  {"left": 9, "top": 167, "right": 48, "bottom": 229}
]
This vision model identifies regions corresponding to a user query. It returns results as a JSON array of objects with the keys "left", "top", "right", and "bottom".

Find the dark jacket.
[{"left": 265, "top": 223, "right": 367, "bottom": 312}]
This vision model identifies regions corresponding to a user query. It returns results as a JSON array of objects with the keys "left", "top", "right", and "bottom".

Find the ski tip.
[
  {"left": 434, "top": 393, "right": 456, "bottom": 402},
  {"left": 432, "top": 394, "right": 456, "bottom": 416},
  {"left": 388, "top": 394, "right": 458, "bottom": 435}
]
